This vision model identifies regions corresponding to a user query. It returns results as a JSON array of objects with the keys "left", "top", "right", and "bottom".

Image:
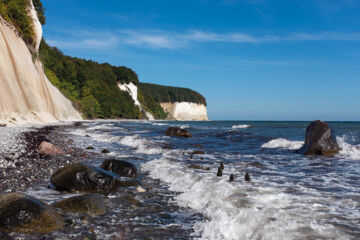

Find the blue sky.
[{"left": 42, "top": 0, "right": 360, "bottom": 121}]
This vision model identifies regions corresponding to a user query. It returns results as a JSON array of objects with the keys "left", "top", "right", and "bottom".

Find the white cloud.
[{"left": 46, "top": 28, "right": 360, "bottom": 50}]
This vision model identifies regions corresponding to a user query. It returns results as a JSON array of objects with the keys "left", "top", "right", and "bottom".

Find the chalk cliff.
[
  {"left": 160, "top": 102, "right": 208, "bottom": 121},
  {"left": 118, "top": 82, "right": 155, "bottom": 120},
  {"left": 0, "top": 2, "right": 81, "bottom": 125}
]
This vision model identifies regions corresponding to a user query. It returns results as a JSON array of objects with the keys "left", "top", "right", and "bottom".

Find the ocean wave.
[
  {"left": 232, "top": 124, "right": 251, "bottom": 129},
  {"left": 261, "top": 138, "right": 303, "bottom": 150},
  {"left": 337, "top": 136, "right": 360, "bottom": 160},
  {"left": 152, "top": 122, "right": 169, "bottom": 126},
  {"left": 142, "top": 155, "right": 348, "bottom": 240},
  {"left": 119, "top": 135, "right": 163, "bottom": 155}
]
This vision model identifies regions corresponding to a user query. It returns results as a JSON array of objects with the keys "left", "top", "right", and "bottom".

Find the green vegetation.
[
  {"left": 32, "top": 0, "right": 45, "bottom": 24},
  {"left": 139, "top": 83, "right": 207, "bottom": 106},
  {"left": 39, "top": 40, "right": 142, "bottom": 119},
  {"left": 0, "top": 0, "right": 35, "bottom": 45}
]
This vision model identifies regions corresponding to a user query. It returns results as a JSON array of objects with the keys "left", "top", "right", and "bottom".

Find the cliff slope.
[{"left": 0, "top": 1, "right": 81, "bottom": 125}]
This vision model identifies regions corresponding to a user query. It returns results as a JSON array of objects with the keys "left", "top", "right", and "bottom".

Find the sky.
[{"left": 42, "top": 0, "right": 360, "bottom": 121}]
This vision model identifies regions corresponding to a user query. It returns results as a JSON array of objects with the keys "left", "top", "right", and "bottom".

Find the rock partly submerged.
[
  {"left": 298, "top": 120, "right": 339, "bottom": 156},
  {"left": 52, "top": 194, "right": 106, "bottom": 216},
  {"left": 50, "top": 163, "right": 136, "bottom": 195},
  {"left": 0, "top": 193, "right": 63, "bottom": 234},
  {"left": 165, "top": 127, "right": 192, "bottom": 138},
  {"left": 100, "top": 159, "right": 138, "bottom": 178}
]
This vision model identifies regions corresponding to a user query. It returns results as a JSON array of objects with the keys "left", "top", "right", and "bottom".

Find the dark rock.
[
  {"left": 101, "top": 149, "right": 110, "bottom": 154},
  {"left": 85, "top": 135, "right": 91, "bottom": 138},
  {"left": 217, "top": 166, "right": 222, "bottom": 177},
  {"left": 298, "top": 120, "right": 339, "bottom": 156},
  {"left": 165, "top": 127, "right": 192, "bottom": 138},
  {"left": 0, "top": 231, "right": 12, "bottom": 240},
  {"left": 50, "top": 163, "right": 125, "bottom": 195},
  {"left": 229, "top": 174, "right": 235, "bottom": 182},
  {"left": 112, "top": 193, "right": 141, "bottom": 206},
  {"left": 192, "top": 150, "right": 205, "bottom": 155},
  {"left": 220, "top": 162, "right": 224, "bottom": 170},
  {"left": 100, "top": 159, "right": 138, "bottom": 178},
  {"left": 188, "top": 164, "right": 210, "bottom": 171},
  {"left": 245, "top": 173, "right": 251, "bottom": 181},
  {"left": 0, "top": 124, "right": 6, "bottom": 128},
  {"left": 52, "top": 194, "right": 106, "bottom": 216},
  {"left": 86, "top": 146, "right": 94, "bottom": 150},
  {"left": 0, "top": 193, "right": 64, "bottom": 233},
  {"left": 38, "top": 141, "right": 64, "bottom": 155}
]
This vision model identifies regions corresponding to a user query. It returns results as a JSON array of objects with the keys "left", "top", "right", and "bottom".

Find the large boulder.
[
  {"left": 165, "top": 127, "right": 192, "bottom": 138},
  {"left": 298, "top": 120, "right": 339, "bottom": 156},
  {"left": 50, "top": 163, "right": 124, "bottom": 195},
  {"left": 38, "top": 141, "right": 64, "bottom": 155},
  {"left": 52, "top": 194, "right": 106, "bottom": 216},
  {"left": 0, "top": 193, "right": 64, "bottom": 234},
  {"left": 100, "top": 159, "right": 138, "bottom": 178}
]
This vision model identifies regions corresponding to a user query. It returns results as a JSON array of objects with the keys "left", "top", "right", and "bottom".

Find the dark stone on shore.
[
  {"left": 245, "top": 173, "right": 251, "bottom": 181},
  {"left": 0, "top": 231, "right": 12, "bottom": 240},
  {"left": 50, "top": 163, "right": 123, "bottom": 195},
  {"left": 229, "top": 174, "right": 235, "bottom": 182},
  {"left": 86, "top": 146, "right": 94, "bottom": 150},
  {"left": 192, "top": 150, "right": 205, "bottom": 155},
  {"left": 217, "top": 166, "right": 222, "bottom": 177},
  {"left": 101, "top": 149, "right": 110, "bottom": 154},
  {"left": 38, "top": 141, "right": 64, "bottom": 155},
  {"left": 52, "top": 194, "right": 106, "bottom": 216},
  {"left": 220, "top": 162, "right": 224, "bottom": 170},
  {"left": 100, "top": 159, "right": 138, "bottom": 178},
  {"left": 165, "top": 127, "right": 192, "bottom": 138},
  {"left": 85, "top": 135, "right": 90, "bottom": 138},
  {"left": 298, "top": 120, "right": 339, "bottom": 156},
  {"left": 0, "top": 193, "right": 64, "bottom": 233},
  {"left": 188, "top": 164, "right": 210, "bottom": 171}
]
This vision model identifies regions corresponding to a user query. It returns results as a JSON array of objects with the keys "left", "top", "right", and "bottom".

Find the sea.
[{"left": 30, "top": 120, "right": 360, "bottom": 239}]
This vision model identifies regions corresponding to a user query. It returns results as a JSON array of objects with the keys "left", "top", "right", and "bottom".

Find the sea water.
[{"left": 36, "top": 121, "right": 360, "bottom": 239}]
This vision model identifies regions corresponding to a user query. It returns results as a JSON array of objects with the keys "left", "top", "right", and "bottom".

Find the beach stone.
[
  {"left": 0, "top": 193, "right": 64, "bottom": 233},
  {"left": 101, "top": 149, "right": 110, "bottom": 154},
  {"left": 100, "top": 159, "right": 138, "bottom": 178},
  {"left": 50, "top": 163, "right": 124, "bottom": 195},
  {"left": 217, "top": 166, "right": 222, "bottom": 177},
  {"left": 229, "top": 174, "right": 235, "bottom": 182},
  {"left": 188, "top": 164, "right": 210, "bottom": 171},
  {"left": 298, "top": 120, "right": 339, "bottom": 156},
  {"left": 38, "top": 141, "right": 64, "bottom": 155},
  {"left": 52, "top": 194, "right": 106, "bottom": 216},
  {"left": 86, "top": 146, "right": 94, "bottom": 150},
  {"left": 165, "top": 127, "right": 192, "bottom": 138},
  {"left": 0, "top": 124, "right": 6, "bottom": 128},
  {"left": 245, "top": 173, "right": 251, "bottom": 181}
]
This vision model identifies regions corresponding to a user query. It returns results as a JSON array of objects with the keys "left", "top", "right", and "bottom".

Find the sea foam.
[
  {"left": 232, "top": 124, "right": 251, "bottom": 129},
  {"left": 261, "top": 138, "right": 303, "bottom": 150}
]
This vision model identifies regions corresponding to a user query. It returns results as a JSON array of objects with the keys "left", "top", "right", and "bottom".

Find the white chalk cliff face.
[
  {"left": 118, "top": 82, "right": 155, "bottom": 120},
  {"left": 160, "top": 102, "right": 208, "bottom": 121},
  {"left": 0, "top": 1, "right": 81, "bottom": 125}
]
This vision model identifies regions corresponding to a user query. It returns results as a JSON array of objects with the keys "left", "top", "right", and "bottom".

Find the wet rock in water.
[
  {"left": 38, "top": 141, "right": 64, "bottom": 155},
  {"left": 0, "top": 231, "right": 12, "bottom": 240},
  {"left": 86, "top": 146, "right": 94, "bottom": 150},
  {"left": 229, "top": 174, "right": 235, "bottom": 182},
  {"left": 112, "top": 193, "right": 141, "bottom": 206},
  {"left": 52, "top": 194, "right": 106, "bottom": 216},
  {"left": 85, "top": 135, "right": 91, "bottom": 138},
  {"left": 220, "top": 162, "right": 224, "bottom": 170},
  {"left": 217, "top": 166, "right": 223, "bottom": 177},
  {"left": 0, "top": 193, "right": 64, "bottom": 233},
  {"left": 165, "top": 127, "right": 192, "bottom": 138},
  {"left": 100, "top": 159, "right": 138, "bottom": 178},
  {"left": 0, "top": 124, "right": 6, "bottom": 128},
  {"left": 101, "top": 149, "right": 110, "bottom": 154},
  {"left": 298, "top": 120, "right": 339, "bottom": 156},
  {"left": 188, "top": 164, "right": 210, "bottom": 171},
  {"left": 245, "top": 172, "right": 251, "bottom": 181},
  {"left": 50, "top": 163, "right": 124, "bottom": 195},
  {"left": 192, "top": 150, "right": 205, "bottom": 155}
]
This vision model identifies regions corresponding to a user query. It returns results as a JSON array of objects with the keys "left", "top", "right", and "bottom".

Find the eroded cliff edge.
[{"left": 0, "top": 1, "right": 81, "bottom": 125}]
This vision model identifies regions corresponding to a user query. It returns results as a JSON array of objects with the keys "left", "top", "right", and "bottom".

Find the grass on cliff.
[{"left": 0, "top": 0, "right": 45, "bottom": 46}]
